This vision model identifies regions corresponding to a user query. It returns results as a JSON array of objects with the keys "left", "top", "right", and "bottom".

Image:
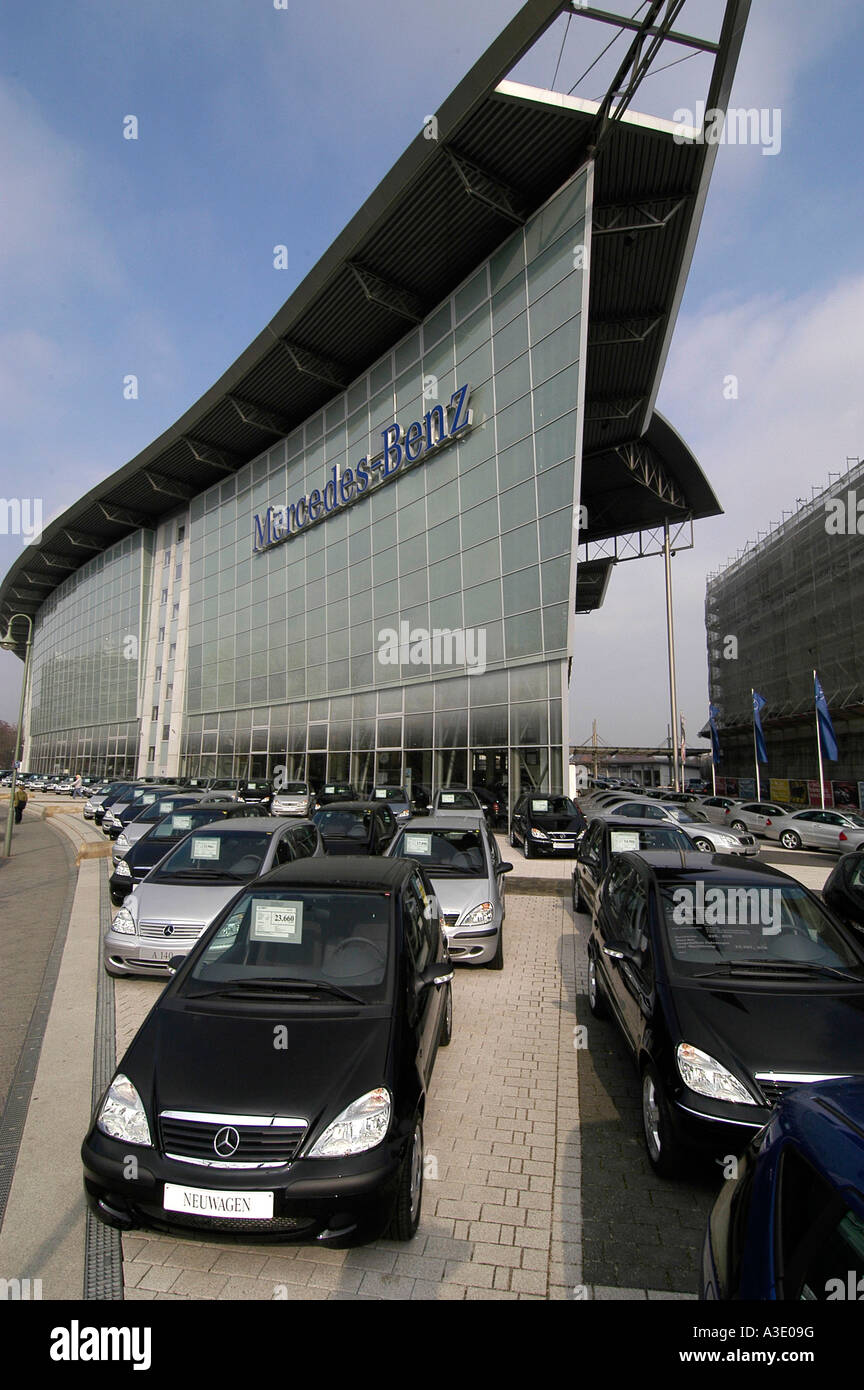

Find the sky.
[{"left": 1, "top": 0, "right": 863, "bottom": 755}]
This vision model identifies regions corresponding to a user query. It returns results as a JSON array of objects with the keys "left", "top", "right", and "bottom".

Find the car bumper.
[
  {"left": 443, "top": 918, "right": 501, "bottom": 965},
  {"left": 103, "top": 929, "right": 205, "bottom": 977},
  {"left": 531, "top": 838, "right": 580, "bottom": 855},
  {"left": 669, "top": 1091, "right": 768, "bottom": 1156},
  {"left": 81, "top": 1130, "right": 406, "bottom": 1245}
]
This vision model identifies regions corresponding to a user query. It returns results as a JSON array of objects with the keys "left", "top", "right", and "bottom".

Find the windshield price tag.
[
  {"left": 159, "top": 801, "right": 174, "bottom": 812},
  {"left": 441, "top": 793, "right": 455, "bottom": 803},
  {"left": 404, "top": 833, "right": 432, "bottom": 856},
  {"left": 172, "top": 814, "right": 193, "bottom": 830},
  {"left": 142, "top": 794, "right": 157, "bottom": 804},
  {"left": 191, "top": 836, "right": 220, "bottom": 860},
  {"left": 374, "top": 789, "right": 387, "bottom": 798},
  {"left": 251, "top": 901, "right": 303, "bottom": 943},
  {"left": 531, "top": 799, "right": 549, "bottom": 812},
  {"left": 610, "top": 831, "right": 641, "bottom": 852}
]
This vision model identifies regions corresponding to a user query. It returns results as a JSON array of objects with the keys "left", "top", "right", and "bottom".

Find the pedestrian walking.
[
  {"left": 73, "top": 773, "right": 83, "bottom": 798},
  {"left": 13, "top": 783, "right": 28, "bottom": 823}
]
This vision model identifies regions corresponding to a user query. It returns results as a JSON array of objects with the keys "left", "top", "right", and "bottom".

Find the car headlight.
[
  {"left": 462, "top": 902, "right": 494, "bottom": 926},
  {"left": 712, "top": 834, "right": 737, "bottom": 847},
  {"left": 530, "top": 827, "right": 549, "bottom": 840},
  {"left": 111, "top": 906, "right": 137, "bottom": 934},
  {"left": 116, "top": 834, "right": 129, "bottom": 848},
  {"left": 114, "top": 860, "right": 132, "bottom": 878},
  {"left": 307, "top": 1087, "right": 391, "bottom": 1157},
  {"left": 676, "top": 1043, "right": 756, "bottom": 1105},
  {"left": 397, "top": 809, "right": 411, "bottom": 818},
  {"left": 96, "top": 1073, "right": 152, "bottom": 1146}
]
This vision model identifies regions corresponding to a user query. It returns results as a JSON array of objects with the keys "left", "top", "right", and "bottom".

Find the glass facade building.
[{"left": 23, "top": 171, "right": 589, "bottom": 803}]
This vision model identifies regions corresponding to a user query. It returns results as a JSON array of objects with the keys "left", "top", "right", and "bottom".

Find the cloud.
[{"left": 571, "top": 270, "right": 864, "bottom": 744}]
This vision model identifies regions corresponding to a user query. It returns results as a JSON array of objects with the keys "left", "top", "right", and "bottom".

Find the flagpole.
[
  {"left": 751, "top": 688, "right": 761, "bottom": 800},
  {"left": 814, "top": 667, "right": 826, "bottom": 810}
]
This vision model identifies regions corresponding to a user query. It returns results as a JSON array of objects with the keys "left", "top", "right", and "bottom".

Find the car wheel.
[
  {"left": 487, "top": 927, "right": 504, "bottom": 970},
  {"left": 438, "top": 983, "right": 453, "bottom": 1045},
  {"left": 388, "top": 1117, "right": 423, "bottom": 1241},
  {"left": 509, "top": 827, "right": 518, "bottom": 849},
  {"left": 587, "top": 952, "right": 608, "bottom": 1019},
  {"left": 730, "top": 820, "right": 747, "bottom": 832},
  {"left": 692, "top": 837, "right": 714, "bottom": 853},
  {"left": 780, "top": 830, "right": 802, "bottom": 850},
  {"left": 641, "top": 1063, "right": 682, "bottom": 1177}
]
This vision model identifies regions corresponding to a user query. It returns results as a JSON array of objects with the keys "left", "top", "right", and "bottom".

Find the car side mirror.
[
  {"left": 418, "top": 960, "right": 454, "bottom": 989},
  {"left": 422, "top": 895, "right": 439, "bottom": 922},
  {"left": 496, "top": 862, "right": 513, "bottom": 874},
  {"left": 167, "top": 955, "right": 185, "bottom": 974}
]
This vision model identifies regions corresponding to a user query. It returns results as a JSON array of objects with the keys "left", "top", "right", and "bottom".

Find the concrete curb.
[{"left": 0, "top": 851, "right": 102, "bottom": 1298}]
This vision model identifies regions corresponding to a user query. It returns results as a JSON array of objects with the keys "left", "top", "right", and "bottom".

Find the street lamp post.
[{"left": 1, "top": 613, "right": 35, "bottom": 858}]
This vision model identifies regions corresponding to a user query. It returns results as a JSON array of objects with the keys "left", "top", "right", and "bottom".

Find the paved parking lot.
[{"left": 0, "top": 801, "right": 839, "bottom": 1300}]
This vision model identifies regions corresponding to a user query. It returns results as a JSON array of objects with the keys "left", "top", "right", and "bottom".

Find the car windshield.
[
  {"left": 151, "top": 829, "right": 273, "bottom": 880},
  {"left": 279, "top": 783, "right": 309, "bottom": 795},
  {"left": 658, "top": 880, "right": 864, "bottom": 978},
  {"left": 438, "top": 791, "right": 478, "bottom": 808},
  {"left": 531, "top": 796, "right": 578, "bottom": 816},
  {"left": 393, "top": 827, "right": 486, "bottom": 876},
  {"left": 148, "top": 808, "right": 244, "bottom": 842},
  {"left": 132, "top": 796, "right": 191, "bottom": 824},
  {"left": 315, "top": 809, "right": 372, "bottom": 838},
  {"left": 372, "top": 788, "right": 406, "bottom": 801},
  {"left": 185, "top": 888, "right": 392, "bottom": 1004},
  {"left": 608, "top": 826, "right": 693, "bottom": 853}
]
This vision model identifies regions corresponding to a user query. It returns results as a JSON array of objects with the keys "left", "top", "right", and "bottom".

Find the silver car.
[
  {"left": 699, "top": 796, "right": 744, "bottom": 825},
  {"left": 765, "top": 808, "right": 864, "bottom": 853},
  {"left": 386, "top": 813, "right": 512, "bottom": 968},
  {"left": 723, "top": 801, "right": 792, "bottom": 837},
  {"left": 600, "top": 799, "right": 758, "bottom": 855},
  {"left": 103, "top": 817, "right": 322, "bottom": 978},
  {"left": 271, "top": 781, "right": 314, "bottom": 817}
]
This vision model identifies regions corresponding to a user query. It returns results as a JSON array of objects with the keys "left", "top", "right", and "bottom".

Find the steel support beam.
[
  {"left": 227, "top": 395, "right": 293, "bottom": 437},
  {"left": 444, "top": 148, "right": 525, "bottom": 225},
  {"left": 279, "top": 340, "right": 348, "bottom": 388},
  {"left": 348, "top": 263, "right": 424, "bottom": 323}
]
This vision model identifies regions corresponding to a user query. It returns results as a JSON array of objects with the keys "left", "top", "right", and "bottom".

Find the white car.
[{"left": 723, "top": 801, "right": 791, "bottom": 837}]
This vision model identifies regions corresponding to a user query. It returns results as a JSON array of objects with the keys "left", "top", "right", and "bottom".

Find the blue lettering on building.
[{"left": 253, "top": 384, "right": 473, "bottom": 553}]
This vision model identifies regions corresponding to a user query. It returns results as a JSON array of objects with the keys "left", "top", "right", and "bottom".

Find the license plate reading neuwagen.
[{"left": 163, "top": 1184, "right": 274, "bottom": 1219}]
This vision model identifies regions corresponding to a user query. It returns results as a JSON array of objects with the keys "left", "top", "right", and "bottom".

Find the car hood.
[
  {"left": 129, "top": 881, "right": 246, "bottom": 925},
  {"left": 531, "top": 815, "right": 583, "bottom": 831},
  {"left": 427, "top": 875, "right": 494, "bottom": 917},
  {"left": 127, "top": 1001, "right": 392, "bottom": 1133},
  {"left": 672, "top": 983, "right": 864, "bottom": 1085}
]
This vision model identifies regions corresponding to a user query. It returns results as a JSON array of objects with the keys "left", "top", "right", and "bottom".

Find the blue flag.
[
  {"left": 708, "top": 703, "right": 722, "bottom": 765},
  {"left": 752, "top": 691, "right": 768, "bottom": 764},
  {"left": 814, "top": 673, "right": 839, "bottom": 761}
]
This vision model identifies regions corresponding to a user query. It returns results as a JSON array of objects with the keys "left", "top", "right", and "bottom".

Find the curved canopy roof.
[{"left": 1, "top": 0, "right": 747, "bottom": 653}]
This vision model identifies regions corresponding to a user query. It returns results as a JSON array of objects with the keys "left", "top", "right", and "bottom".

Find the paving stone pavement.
[{"left": 114, "top": 893, "right": 587, "bottom": 1300}]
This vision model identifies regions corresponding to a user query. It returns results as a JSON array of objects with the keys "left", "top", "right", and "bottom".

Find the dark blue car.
[{"left": 702, "top": 1079, "right": 864, "bottom": 1299}]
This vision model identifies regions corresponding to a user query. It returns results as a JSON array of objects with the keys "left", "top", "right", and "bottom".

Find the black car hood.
[
  {"left": 672, "top": 982, "right": 864, "bottom": 1081},
  {"left": 126, "top": 1000, "right": 393, "bottom": 1140},
  {"left": 532, "top": 814, "right": 584, "bottom": 831}
]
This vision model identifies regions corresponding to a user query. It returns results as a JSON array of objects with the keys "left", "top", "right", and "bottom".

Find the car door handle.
[{"left": 603, "top": 947, "right": 625, "bottom": 959}]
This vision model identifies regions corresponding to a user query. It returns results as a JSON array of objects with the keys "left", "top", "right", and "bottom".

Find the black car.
[
  {"left": 241, "top": 779, "right": 273, "bottom": 810},
  {"left": 312, "top": 782, "right": 357, "bottom": 812},
  {"left": 313, "top": 801, "right": 397, "bottom": 855},
  {"left": 572, "top": 816, "right": 697, "bottom": 917},
  {"left": 822, "top": 850, "right": 864, "bottom": 936},
  {"left": 109, "top": 801, "right": 266, "bottom": 904},
  {"left": 587, "top": 851, "right": 864, "bottom": 1176},
  {"left": 509, "top": 793, "right": 586, "bottom": 858},
  {"left": 83, "top": 856, "right": 453, "bottom": 1246}
]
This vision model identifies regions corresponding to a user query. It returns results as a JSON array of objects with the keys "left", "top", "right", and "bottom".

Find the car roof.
[
  {"left": 259, "top": 856, "right": 416, "bottom": 890},
  {"left": 184, "top": 816, "right": 278, "bottom": 833},
  {"left": 400, "top": 814, "right": 486, "bottom": 831},
  {"left": 622, "top": 851, "right": 799, "bottom": 884},
  {"left": 314, "top": 800, "right": 384, "bottom": 813},
  {"left": 592, "top": 816, "right": 694, "bottom": 832}
]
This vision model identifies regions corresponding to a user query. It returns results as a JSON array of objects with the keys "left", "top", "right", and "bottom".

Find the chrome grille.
[
  {"left": 139, "top": 921, "right": 205, "bottom": 942},
  {"left": 442, "top": 913, "right": 459, "bottom": 927},
  {"left": 160, "top": 1112, "right": 307, "bottom": 1167}
]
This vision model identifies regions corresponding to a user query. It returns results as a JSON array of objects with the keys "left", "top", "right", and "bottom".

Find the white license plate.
[
  {"left": 140, "top": 948, "right": 175, "bottom": 962},
  {"left": 163, "top": 1183, "right": 274, "bottom": 1220}
]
